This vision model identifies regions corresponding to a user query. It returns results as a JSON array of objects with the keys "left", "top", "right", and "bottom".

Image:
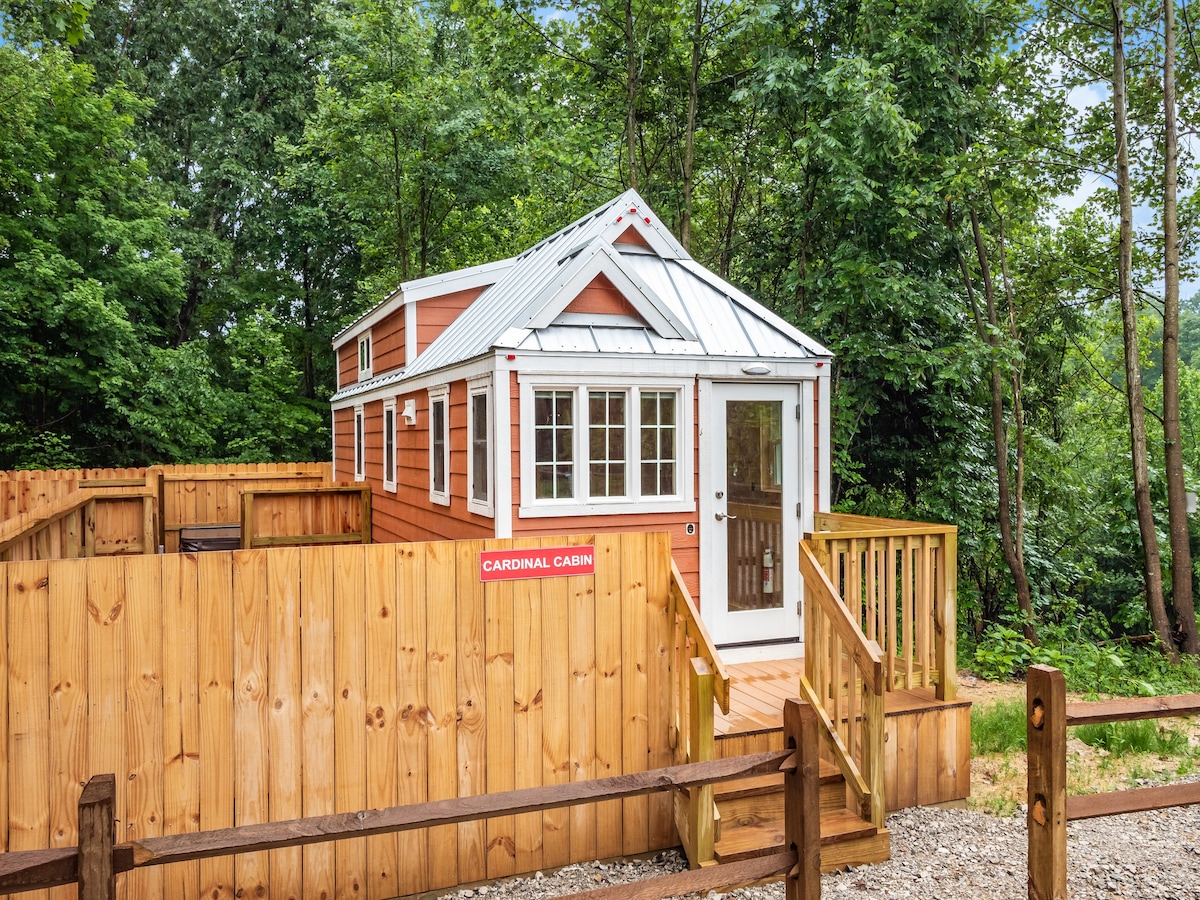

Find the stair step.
[
  {"left": 716, "top": 779, "right": 846, "bottom": 821},
  {"left": 713, "top": 759, "right": 842, "bottom": 802},
  {"left": 713, "top": 810, "right": 878, "bottom": 865}
]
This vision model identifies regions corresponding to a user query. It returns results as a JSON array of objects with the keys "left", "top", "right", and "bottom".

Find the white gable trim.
[
  {"left": 599, "top": 192, "right": 691, "bottom": 261},
  {"left": 518, "top": 240, "right": 696, "bottom": 342}
]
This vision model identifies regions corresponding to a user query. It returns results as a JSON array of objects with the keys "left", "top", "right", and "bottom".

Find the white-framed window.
[
  {"left": 467, "top": 375, "right": 493, "bottom": 517},
  {"left": 383, "top": 399, "right": 397, "bottom": 493},
  {"left": 353, "top": 404, "right": 365, "bottom": 481},
  {"left": 519, "top": 378, "right": 692, "bottom": 517},
  {"left": 428, "top": 385, "right": 450, "bottom": 506},
  {"left": 358, "top": 332, "right": 373, "bottom": 378}
]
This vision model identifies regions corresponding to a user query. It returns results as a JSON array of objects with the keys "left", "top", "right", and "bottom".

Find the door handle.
[{"left": 715, "top": 512, "right": 737, "bottom": 521}]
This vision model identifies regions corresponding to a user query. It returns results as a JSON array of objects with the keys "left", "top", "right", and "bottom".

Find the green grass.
[
  {"left": 1073, "top": 719, "right": 1191, "bottom": 757},
  {"left": 971, "top": 697, "right": 1028, "bottom": 754}
]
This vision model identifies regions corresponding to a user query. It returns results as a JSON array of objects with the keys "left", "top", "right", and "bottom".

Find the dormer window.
[{"left": 358, "top": 332, "right": 373, "bottom": 378}]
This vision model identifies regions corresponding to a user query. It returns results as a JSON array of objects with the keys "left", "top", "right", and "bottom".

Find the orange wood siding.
[
  {"left": 507, "top": 373, "right": 702, "bottom": 603},
  {"left": 368, "top": 384, "right": 494, "bottom": 544},
  {"left": 338, "top": 344, "right": 358, "bottom": 387},
  {"left": 333, "top": 407, "right": 355, "bottom": 482},
  {"left": 416, "top": 287, "right": 487, "bottom": 354},
  {"left": 561, "top": 274, "right": 641, "bottom": 319},
  {"left": 613, "top": 224, "right": 652, "bottom": 248},
  {"left": 373, "top": 307, "right": 406, "bottom": 375}
]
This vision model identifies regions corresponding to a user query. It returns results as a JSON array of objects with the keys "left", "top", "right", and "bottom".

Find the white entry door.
[{"left": 705, "top": 382, "right": 802, "bottom": 647}]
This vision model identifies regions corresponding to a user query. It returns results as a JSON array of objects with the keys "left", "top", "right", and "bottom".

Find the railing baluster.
[
  {"left": 865, "top": 537, "right": 877, "bottom": 642},
  {"left": 885, "top": 536, "right": 896, "bottom": 689},
  {"left": 902, "top": 535, "right": 914, "bottom": 689}
]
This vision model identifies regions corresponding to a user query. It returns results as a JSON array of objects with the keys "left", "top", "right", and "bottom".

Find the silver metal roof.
[{"left": 333, "top": 190, "right": 831, "bottom": 401}]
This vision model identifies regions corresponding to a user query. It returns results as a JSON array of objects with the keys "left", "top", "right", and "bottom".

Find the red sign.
[{"left": 479, "top": 546, "right": 596, "bottom": 582}]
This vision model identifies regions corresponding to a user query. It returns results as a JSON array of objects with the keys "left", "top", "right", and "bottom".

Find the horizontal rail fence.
[
  {"left": 0, "top": 701, "right": 823, "bottom": 900},
  {"left": 807, "top": 513, "right": 957, "bottom": 702},
  {"left": 0, "top": 532, "right": 677, "bottom": 900},
  {"left": 0, "top": 468, "right": 149, "bottom": 521},
  {"left": 239, "top": 486, "right": 371, "bottom": 550},
  {"left": 1027, "top": 665, "right": 1200, "bottom": 898},
  {"left": 0, "top": 489, "right": 158, "bottom": 563}
]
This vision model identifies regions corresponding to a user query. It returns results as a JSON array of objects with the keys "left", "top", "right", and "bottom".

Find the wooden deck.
[{"left": 714, "top": 658, "right": 971, "bottom": 810}]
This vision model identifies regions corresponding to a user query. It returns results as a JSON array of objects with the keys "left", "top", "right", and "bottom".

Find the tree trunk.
[
  {"left": 967, "top": 206, "right": 1038, "bottom": 645},
  {"left": 680, "top": 0, "right": 703, "bottom": 250},
  {"left": 1162, "top": 0, "right": 1197, "bottom": 653},
  {"left": 624, "top": 0, "right": 639, "bottom": 191},
  {"left": 1113, "top": 0, "right": 1175, "bottom": 658}
]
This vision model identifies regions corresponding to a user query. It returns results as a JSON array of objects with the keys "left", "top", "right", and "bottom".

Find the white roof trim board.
[{"left": 331, "top": 189, "right": 831, "bottom": 402}]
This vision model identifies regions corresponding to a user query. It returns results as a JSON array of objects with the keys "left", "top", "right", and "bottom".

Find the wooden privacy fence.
[
  {"left": 239, "top": 485, "right": 371, "bottom": 549},
  {"left": 0, "top": 701, "right": 823, "bottom": 900},
  {"left": 0, "top": 489, "right": 158, "bottom": 563},
  {"left": 1026, "top": 665, "right": 1200, "bottom": 899},
  {"left": 0, "top": 532, "right": 677, "bottom": 900},
  {"left": 0, "top": 464, "right": 332, "bottom": 548}
]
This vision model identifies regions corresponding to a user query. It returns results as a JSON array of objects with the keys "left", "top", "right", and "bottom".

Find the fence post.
[
  {"left": 359, "top": 485, "right": 372, "bottom": 543},
  {"left": 934, "top": 530, "right": 957, "bottom": 702},
  {"left": 83, "top": 499, "right": 96, "bottom": 557},
  {"left": 686, "top": 657, "right": 716, "bottom": 868},
  {"left": 240, "top": 491, "right": 254, "bottom": 550},
  {"left": 78, "top": 774, "right": 116, "bottom": 900},
  {"left": 784, "top": 698, "right": 820, "bottom": 900},
  {"left": 1027, "top": 665, "right": 1067, "bottom": 900}
]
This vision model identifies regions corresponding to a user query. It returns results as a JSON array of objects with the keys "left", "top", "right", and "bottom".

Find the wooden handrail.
[
  {"left": 811, "top": 511, "right": 956, "bottom": 535},
  {"left": 798, "top": 542, "right": 884, "bottom": 694},
  {"left": 794, "top": 672, "right": 872, "bottom": 819},
  {"left": 669, "top": 561, "right": 730, "bottom": 714}
]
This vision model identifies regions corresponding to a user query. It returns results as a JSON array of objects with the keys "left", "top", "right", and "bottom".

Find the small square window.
[{"left": 358, "top": 333, "right": 373, "bottom": 378}]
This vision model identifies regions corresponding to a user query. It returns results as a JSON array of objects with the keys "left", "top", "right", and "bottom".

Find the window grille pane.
[
  {"left": 534, "top": 390, "right": 574, "bottom": 498},
  {"left": 588, "top": 391, "right": 627, "bottom": 498},
  {"left": 639, "top": 391, "right": 677, "bottom": 497}
]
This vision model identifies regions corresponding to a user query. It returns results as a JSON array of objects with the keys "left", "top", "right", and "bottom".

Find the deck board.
[{"left": 714, "top": 658, "right": 969, "bottom": 737}]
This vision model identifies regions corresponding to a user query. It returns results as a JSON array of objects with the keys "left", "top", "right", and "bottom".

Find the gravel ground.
[{"left": 442, "top": 797, "right": 1200, "bottom": 899}]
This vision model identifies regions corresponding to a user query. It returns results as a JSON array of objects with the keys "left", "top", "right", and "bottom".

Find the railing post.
[
  {"left": 240, "top": 490, "right": 254, "bottom": 550},
  {"left": 359, "top": 485, "right": 372, "bottom": 544},
  {"left": 862, "top": 650, "right": 885, "bottom": 828},
  {"left": 784, "top": 698, "right": 820, "bottom": 900},
  {"left": 686, "top": 657, "right": 716, "bottom": 868},
  {"left": 78, "top": 774, "right": 116, "bottom": 900},
  {"left": 83, "top": 499, "right": 96, "bottom": 557},
  {"left": 935, "top": 530, "right": 957, "bottom": 701},
  {"left": 1027, "top": 665, "right": 1067, "bottom": 900}
]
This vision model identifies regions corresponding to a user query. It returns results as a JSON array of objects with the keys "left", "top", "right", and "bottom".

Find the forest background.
[{"left": 2, "top": 0, "right": 1200, "bottom": 679}]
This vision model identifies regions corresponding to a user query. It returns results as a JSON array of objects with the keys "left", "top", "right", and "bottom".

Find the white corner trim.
[
  {"left": 818, "top": 370, "right": 832, "bottom": 512},
  {"left": 405, "top": 300, "right": 417, "bottom": 370},
  {"left": 493, "top": 365, "right": 513, "bottom": 539}
]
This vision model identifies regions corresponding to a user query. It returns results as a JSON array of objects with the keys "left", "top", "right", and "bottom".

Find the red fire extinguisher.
[{"left": 762, "top": 547, "right": 775, "bottom": 595}]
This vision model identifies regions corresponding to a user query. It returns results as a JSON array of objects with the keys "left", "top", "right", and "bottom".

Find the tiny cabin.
[{"left": 331, "top": 190, "right": 833, "bottom": 661}]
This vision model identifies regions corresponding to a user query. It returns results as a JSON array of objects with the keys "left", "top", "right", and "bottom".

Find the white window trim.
[
  {"left": 467, "top": 374, "right": 494, "bottom": 518},
  {"left": 358, "top": 332, "right": 373, "bottom": 379},
  {"left": 382, "top": 399, "right": 397, "bottom": 493},
  {"left": 428, "top": 385, "right": 450, "bottom": 506},
  {"left": 353, "top": 404, "right": 365, "bottom": 482},
  {"left": 518, "top": 376, "right": 693, "bottom": 518}
]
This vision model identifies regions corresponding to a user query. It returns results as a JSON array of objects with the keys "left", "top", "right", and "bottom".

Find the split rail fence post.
[
  {"left": 783, "top": 698, "right": 820, "bottom": 900},
  {"left": 686, "top": 657, "right": 716, "bottom": 867},
  {"left": 1027, "top": 665, "right": 1067, "bottom": 900},
  {"left": 77, "top": 773, "right": 116, "bottom": 900}
]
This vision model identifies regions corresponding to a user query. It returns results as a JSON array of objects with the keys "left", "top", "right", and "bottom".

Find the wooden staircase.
[{"left": 710, "top": 763, "right": 890, "bottom": 871}]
